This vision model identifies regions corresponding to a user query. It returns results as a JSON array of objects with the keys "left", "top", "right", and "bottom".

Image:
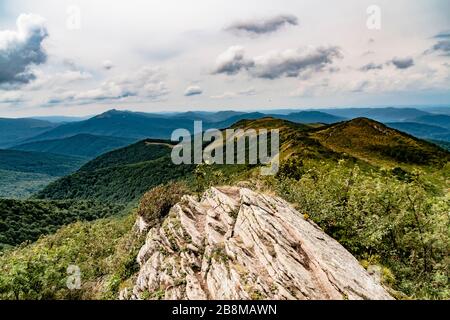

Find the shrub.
[
  {"left": 137, "top": 182, "right": 189, "bottom": 226},
  {"left": 277, "top": 158, "right": 304, "bottom": 180},
  {"left": 271, "top": 159, "right": 450, "bottom": 299}
]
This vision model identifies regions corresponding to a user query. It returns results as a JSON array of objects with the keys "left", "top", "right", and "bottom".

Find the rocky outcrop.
[{"left": 126, "top": 187, "right": 393, "bottom": 300}]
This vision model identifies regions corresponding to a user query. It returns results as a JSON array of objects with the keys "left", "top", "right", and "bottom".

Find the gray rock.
[{"left": 127, "top": 187, "right": 393, "bottom": 300}]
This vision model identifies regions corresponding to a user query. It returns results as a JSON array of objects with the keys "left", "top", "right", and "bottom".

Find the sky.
[{"left": 0, "top": 0, "right": 449, "bottom": 117}]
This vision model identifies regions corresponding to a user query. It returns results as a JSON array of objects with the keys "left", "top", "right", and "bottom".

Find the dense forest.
[
  {"left": 36, "top": 155, "right": 195, "bottom": 203},
  {"left": 0, "top": 150, "right": 86, "bottom": 176},
  {"left": 0, "top": 199, "right": 125, "bottom": 249}
]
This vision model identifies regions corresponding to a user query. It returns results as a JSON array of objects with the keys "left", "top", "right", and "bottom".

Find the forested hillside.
[
  {"left": 11, "top": 134, "right": 135, "bottom": 158},
  {"left": 0, "top": 199, "right": 125, "bottom": 249},
  {"left": 0, "top": 150, "right": 86, "bottom": 176},
  {"left": 33, "top": 140, "right": 192, "bottom": 203}
]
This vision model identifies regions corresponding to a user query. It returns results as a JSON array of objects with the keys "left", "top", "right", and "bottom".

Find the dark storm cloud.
[
  {"left": 0, "top": 14, "right": 48, "bottom": 86},
  {"left": 226, "top": 14, "right": 298, "bottom": 36}
]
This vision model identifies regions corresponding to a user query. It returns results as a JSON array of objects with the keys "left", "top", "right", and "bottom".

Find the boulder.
[{"left": 128, "top": 187, "right": 393, "bottom": 300}]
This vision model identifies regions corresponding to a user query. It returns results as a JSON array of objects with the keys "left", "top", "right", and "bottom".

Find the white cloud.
[
  {"left": 102, "top": 60, "right": 114, "bottom": 70},
  {"left": 27, "top": 70, "right": 92, "bottom": 91},
  {"left": 212, "top": 46, "right": 254, "bottom": 75},
  {"left": 0, "top": 90, "right": 24, "bottom": 103},
  {"left": 47, "top": 66, "right": 169, "bottom": 104},
  {"left": 211, "top": 87, "right": 256, "bottom": 99},
  {"left": 212, "top": 45, "right": 342, "bottom": 79},
  {"left": 184, "top": 85, "right": 202, "bottom": 96}
]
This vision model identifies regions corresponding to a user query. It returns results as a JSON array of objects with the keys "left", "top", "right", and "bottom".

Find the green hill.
[
  {"left": 0, "top": 199, "right": 125, "bottom": 249},
  {"left": 0, "top": 150, "right": 87, "bottom": 199},
  {"left": 79, "top": 139, "right": 174, "bottom": 172},
  {"left": 311, "top": 118, "right": 450, "bottom": 167},
  {"left": 411, "top": 114, "right": 450, "bottom": 129},
  {"left": 24, "top": 109, "right": 198, "bottom": 142},
  {"left": 386, "top": 122, "right": 449, "bottom": 141},
  {"left": 11, "top": 134, "right": 135, "bottom": 158},
  {"left": 0, "top": 149, "right": 86, "bottom": 176},
  {"left": 281, "top": 111, "right": 345, "bottom": 124},
  {"left": 36, "top": 141, "right": 194, "bottom": 203},
  {"left": 320, "top": 107, "right": 430, "bottom": 122}
]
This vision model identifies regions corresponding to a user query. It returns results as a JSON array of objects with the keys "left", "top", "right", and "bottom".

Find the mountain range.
[
  {"left": 1, "top": 107, "right": 449, "bottom": 150},
  {"left": 1, "top": 107, "right": 448, "bottom": 198},
  {"left": 34, "top": 117, "right": 449, "bottom": 204}
]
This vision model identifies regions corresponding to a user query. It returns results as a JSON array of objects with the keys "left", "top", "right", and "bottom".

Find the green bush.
[
  {"left": 138, "top": 182, "right": 189, "bottom": 225},
  {"left": 0, "top": 199, "right": 125, "bottom": 247},
  {"left": 0, "top": 213, "right": 144, "bottom": 300},
  {"left": 271, "top": 159, "right": 449, "bottom": 299}
]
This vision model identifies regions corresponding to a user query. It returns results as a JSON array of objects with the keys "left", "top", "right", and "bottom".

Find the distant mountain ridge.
[
  {"left": 11, "top": 134, "right": 136, "bottom": 158},
  {"left": 2, "top": 106, "right": 449, "bottom": 151},
  {"left": 410, "top": 114, "right": 450, "bottom": 129},
  {"left": 0, "top": 118, "right": 56, "bottom": 147},
  {"left": 316, "top": 107, "right": 430, "bottom": 122}
]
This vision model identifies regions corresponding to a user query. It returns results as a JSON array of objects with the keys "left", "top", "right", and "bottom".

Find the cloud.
[
  {"left": 102, "top": 60, "right": 114, "bottom": 70},
  {"left": 226, "top": 14, "right": 298, "bottom": 36},
  {"left": 0, "top": 14, "right": 48, "bottom": 86},
  {"left": 360, "top": 62, "right": 383, "bottom": 71},
  {"left": 184, "top": 85, "right": 202, "bottom": 96},
  {"left": 47, "top": 66, "right": 169, "bottom": 104},
  {"left": 0, "top": 90, "right": 24, "bottom": 103},
  {"left": 425, "top": 32, "right": 450, "bottom": 56},
  {"left": 434, "top": 30, "right": 450, "bottom": 39},
  {"left": 212, "top": 46, "right": 254, "bottom": 75},
  {"left": 211, "top": 87, "right": 256, "bottom": 99},
  {"left": 27, "top": 70, "right": 92, "bottom": 91},
  {"left": 430, "top": 41, "right": 450, "bottom": 55},
  {"left": 251, "top": 46, "right": 342, "bottom": 79},
  {"left": 390, "top": 57, "right": 414, "bottom": 69},
  {"left": 79, "top": 67, "right": 168, "bottom": 101},
  {"left": 351, "top": 80, "right": 370, "bottom": 93},
  {"left": 213, "top": 45, "right": 342, "bottom": 80}
]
